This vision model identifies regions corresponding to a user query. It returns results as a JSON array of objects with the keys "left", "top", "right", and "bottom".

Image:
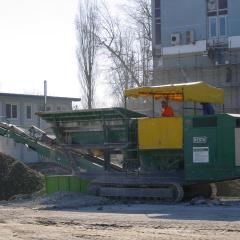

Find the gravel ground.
[{"left": 0, "top": 194, "right": 240, "bottom": 240}]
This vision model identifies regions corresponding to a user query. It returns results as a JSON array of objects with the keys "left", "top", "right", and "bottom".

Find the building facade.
[
  {"left": 152, "top": 0, "right": 240, "bottom": 112},
  {"left": 0, "top": 93, "right": 80, "bottom": 163}
]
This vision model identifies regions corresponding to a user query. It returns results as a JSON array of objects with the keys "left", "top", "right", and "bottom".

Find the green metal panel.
[
  {"left": 71, "top": 131, "right": 104, "bottom": 145},
  {"left": 58, "top": 176, "right": 70, "bottom": 191},
  {"left": 107, "top": 129, "right": 127, "bottom": 143},
  {"left": 80, "top": 178, "right": 89, "bottom": 193},
  {"left": 184, "top": 114, "right": 240, "bottom": 182},
  {"left": 45, "top": 176, "right": 90, "bottom": 195},
  {"left": 184, "top": 126, "right": 217, "bottom": 180},
  {"left": 0, "top": 127, "right": 7, "bottom": 135},
  {"left": 64, "top": 128, "right": 128, "bottom": 145},
  {"left": 216, "top": 115, "right": 236, "bottom": 168},
  {"left": 69, "top": 176, "right": 81, "bottom": 192},
  {"left": 45, "top": 176, "right": 59, "bottom": 194}
]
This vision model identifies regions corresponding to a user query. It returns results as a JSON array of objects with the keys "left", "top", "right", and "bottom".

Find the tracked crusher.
[{"left": 1, "top": 82, "right": 240, "bottom": 201}]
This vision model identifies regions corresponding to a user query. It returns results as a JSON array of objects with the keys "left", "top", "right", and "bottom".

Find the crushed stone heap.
[{"left": 0, "top": 152, "right": 44, "bottom": 200}]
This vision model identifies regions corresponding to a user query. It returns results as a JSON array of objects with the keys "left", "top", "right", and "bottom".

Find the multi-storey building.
[
  {"left": 0, "top": 93, "right": 80, "bottom": 163},
  {"left": 152, "top": 0, "right": 240, "bottom": 112}
]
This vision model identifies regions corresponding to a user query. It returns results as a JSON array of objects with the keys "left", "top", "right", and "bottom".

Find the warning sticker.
[{"left": 193, "top": 147, "right": 209, "bottom": 163}]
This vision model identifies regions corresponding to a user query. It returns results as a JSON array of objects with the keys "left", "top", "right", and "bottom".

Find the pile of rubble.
[
  {"left": 0, "top": 152, "right": 44, "bottom": 200},
  {"left": 217, "top": 180, "right": 240, "bottom": 197},
  {"left": 33, "top": 192, "right": 110, "bottom": 209}
]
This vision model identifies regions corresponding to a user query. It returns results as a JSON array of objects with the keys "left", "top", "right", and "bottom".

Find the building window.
[
  {"left": 6, "top": 104, "right": 11, "bottom": 118},
  {"left": 26, "top": 105, "right": 32, "bottom": 119},
  {"left": 209, "top": 17, "right": 217, "bottom": 38},
  {"left": 208, "top": 0, "right": 228, "bottom": 15},
  {"left": 219, "top": 15, "right": 227, "bottom": 36},
  {"left": 6, "top": 104, "right": 18, "bottom": 119},
  {"left": 208, "top": 0, "right": 217, "bottom": 12},
  {"left": 207, "top": 0, "right": 228, "bottom": 39},
  {"left": 218, "top": 0, "right": 228, "bottom": 10},
  {"left": 155, "top": 0, "right": 161, "bottom": 45}
]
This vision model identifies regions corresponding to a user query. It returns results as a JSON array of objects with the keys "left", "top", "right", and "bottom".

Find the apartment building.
[{"left": 152, "top": 0, "right": 240, "bottom": 112}]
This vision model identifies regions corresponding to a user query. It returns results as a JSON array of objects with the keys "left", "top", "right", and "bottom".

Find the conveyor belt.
[{"left": 0, "top": 121, "right": 121, "bottom": 172}]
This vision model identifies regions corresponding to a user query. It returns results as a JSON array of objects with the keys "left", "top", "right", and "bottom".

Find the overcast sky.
[{"left": 0, "top": 0, "right": 124, "bottom": 107}]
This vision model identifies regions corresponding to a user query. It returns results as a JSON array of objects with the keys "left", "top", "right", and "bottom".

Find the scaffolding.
[{"left": 153, "top": 45, "right": 240, "bottom": 113}]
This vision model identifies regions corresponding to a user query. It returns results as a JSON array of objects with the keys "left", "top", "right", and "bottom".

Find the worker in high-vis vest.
[{"left": 161, "top": 100, "right": 174, "bottom": 117}]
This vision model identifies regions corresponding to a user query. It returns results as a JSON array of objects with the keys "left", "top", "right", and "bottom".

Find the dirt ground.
[{"left": 0, "top": 200, "right": 240, "bottom": 240}]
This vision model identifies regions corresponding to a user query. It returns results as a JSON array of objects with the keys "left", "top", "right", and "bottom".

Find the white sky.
[{"left": 0, "top": 0, "right": 125, "bottom": 107}]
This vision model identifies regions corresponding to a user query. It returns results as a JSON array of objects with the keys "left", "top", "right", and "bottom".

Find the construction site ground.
[
  {"left": 0, "top": 194, "right": 240, "bottom": 240},
  {"left": 0, "top": 154, "right": 240, "bottom": 240}
]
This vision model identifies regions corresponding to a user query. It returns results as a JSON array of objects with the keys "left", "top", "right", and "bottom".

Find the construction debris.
[
  {"left": 216, "top": 180, "right": 240, "bottom": 197},
  {"left": 0, "top": 152, "right": 44, "bottom": 200},
  {"left": 34, "top": 192, "right": 110, "bottom": 209}
]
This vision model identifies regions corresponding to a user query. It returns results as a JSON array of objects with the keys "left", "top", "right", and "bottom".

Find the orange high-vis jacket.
[{"left": 161, "top": 106, "right": 174, "bottom": 117}]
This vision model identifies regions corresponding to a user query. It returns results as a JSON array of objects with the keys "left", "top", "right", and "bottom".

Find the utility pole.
[{"left": 44, "top": 80, "right": 47, "bottom": 111}]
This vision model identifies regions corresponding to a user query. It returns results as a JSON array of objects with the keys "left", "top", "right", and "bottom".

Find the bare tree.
[
  {"left": 98, "top": 5, "right": 141, "bottom": 87},
  {"left": 75, "top": 0, "right": 99, "bottom": 109},
  {"left": 97, "top": 0, "right": 152, "bottom": 106},
  {"left": 108, "top": 29, "right": 138, "bottom": 105},
  {"left": 126, "top": 0, "right": 152, "bottom": 86}
]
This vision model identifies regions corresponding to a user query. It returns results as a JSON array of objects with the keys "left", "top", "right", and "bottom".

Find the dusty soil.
[{"left": 0, "top": 198, "right": 240, "bottom": 240}]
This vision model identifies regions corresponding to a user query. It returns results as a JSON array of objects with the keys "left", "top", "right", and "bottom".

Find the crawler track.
[{"left": 90, "top": 175, "right": 185, "bottom": 202}]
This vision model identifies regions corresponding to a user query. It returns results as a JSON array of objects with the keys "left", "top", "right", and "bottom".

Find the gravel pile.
[
  {"left": 188, "top": 196, "right": 240, "bottom": 207},
  {"left": 217, "top": 180, "right": 240, "bottom": 197},
  {"left": 0, "top": 152, "right": 44, "bottom": 200}
]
